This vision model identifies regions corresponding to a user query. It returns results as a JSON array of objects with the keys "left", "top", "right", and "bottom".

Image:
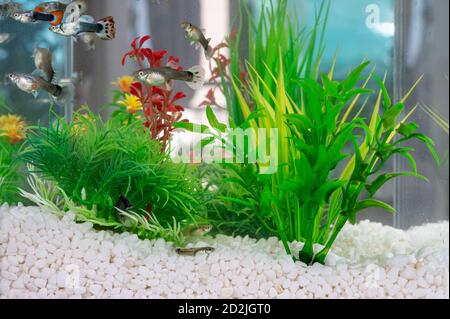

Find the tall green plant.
[
  {"left": 227, "top": 58, "right": 438, "bottom": 264},
  {"left": 223, "top": 0, "right": 329, "bottom": 126}
]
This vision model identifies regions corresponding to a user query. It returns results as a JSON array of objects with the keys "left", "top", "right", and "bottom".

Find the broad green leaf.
[
  {"left": 355, "top": 199, "right": 396, "bottom": 214},
  {"left": 173, "top": 121, "right": 210, "bottom": 133},
  {"left": 397, "top": 122, "right": 419, "bottom": 137},
  {"left": 199, "top": 136, "right": 216, "bottom": 148},
  {"left": 382, "top": 103, "right": 405, "bottom": 130},
  {"left": 340, "top": 61, "right": 371, "bottom": 92},
  {"left": 366, "top": 172, "right": 428, "bottom": 196},
  {"left": 206, "top": 106, "right": 227, "bottom": 133}
]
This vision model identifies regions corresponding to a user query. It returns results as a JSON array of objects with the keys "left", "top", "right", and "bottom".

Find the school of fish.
[{"left": 2, "top": 1, "right": 217, "bottom": 252}]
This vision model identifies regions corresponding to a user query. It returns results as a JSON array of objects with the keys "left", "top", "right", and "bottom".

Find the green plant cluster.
[
  {"left": 188, "top": 0, "right": 443, "bottom": 264},
  {"left": 20, "top": 110, "right": 205, "bottom": 244},
  {"left": 0, "top": 0, "right": 447, "bottom": 265}
]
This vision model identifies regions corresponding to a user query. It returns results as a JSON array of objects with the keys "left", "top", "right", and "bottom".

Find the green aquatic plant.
[
  {"left": 218, "top": 58, "right": 439, "bottom": 264},
  {"left": 0, "top": 141, "right": 21, "bottom": 204},
  {"left": 20, "top": 109, "right": 204, "bottom": 245},
  {"left": 205, "top": 0, "right": 328, "bottom": 126}
]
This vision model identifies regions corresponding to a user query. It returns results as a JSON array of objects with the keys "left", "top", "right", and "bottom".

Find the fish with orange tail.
[
  {"left": 49, "top": 15, "right": 116, "bottom": 40},
  {"left": 33, "top": 1, "right": 67, "bottom": 26},
  {"left": 11, "top": 10, "right": 63, "bottom": 25}
]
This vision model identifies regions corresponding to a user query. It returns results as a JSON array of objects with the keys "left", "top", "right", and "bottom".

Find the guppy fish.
[
  {"left": 181, "top": 21, "right": 213, "bottom": 59},
  {"left": 11, "top": 10, "right": 63, "bottom": 25},
  {"left": 8, "top": 73, "right": 62, "bottom": 98},
  {"left": 134, "top": 66, "right": 205, "bottom": 90},
  {"left": 0, "top": 1, "right": 22, "bottom": 19},
  {"left": 49, "top": 15, "right": 116, "bottom": 40},
  {"left": 176, "top": 247, "right": 215, "bottom": 256},
  {"left": 34, "top": 48, "right": 55, "bottom": 82}
]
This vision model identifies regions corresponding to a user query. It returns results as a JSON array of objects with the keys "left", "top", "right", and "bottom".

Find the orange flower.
[
  {"left": 113, "top": 76, "right": 135, "bottom": 93},
  {"left": 0, "top": 114, "right": 26, "bottom": 144},
  {"left": 118, "top": 94, "right": 143, "bottom": 114}
]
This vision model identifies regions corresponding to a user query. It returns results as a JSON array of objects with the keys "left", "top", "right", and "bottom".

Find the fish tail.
[
  {"left": 96, "top": 16, "right": 116, "bottom": 40},
  {"left": 49, "top": 10, "right": 64, "bottom": 26},
  {"left": 205, "top": 38, "right": 213, "bottom": 60},
  {"left": 51, "top": 85, "right": 73, "bottom": 104},
  {"left": 32, "top": 11, "right": 54, "bottom": 22},
  {"left": 46, "top": 82, "right": 62, "bottom": 98},
  {"left": 186, "top": 65, "right": 205, "bottom": 90}
]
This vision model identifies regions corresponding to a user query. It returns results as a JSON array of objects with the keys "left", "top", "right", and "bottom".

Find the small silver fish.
[
  {"left": 34, "top": 48, "right": 55, "bottom": 82},
  {"left": 8, "top": 72, "right": 62, "bottom": 98},
  {"left": 134, "top": 66, "right": 205, "bottom": 90},
  {"left": 49, "top": 15, "right": 116, "bottom": 40},
  {"left": 181, "top": 21, "right": 213, "bottom": 59},
  {"left": 176, "top": 247, "right": 215, "bottom": 256}
]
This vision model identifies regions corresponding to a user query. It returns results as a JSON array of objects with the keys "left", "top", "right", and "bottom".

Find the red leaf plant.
[
  {"left": 121, "top": 35, "right": 189, "bottom": 152},
  {"left": 200, "top": 29, "right": 249, "bottom": 109}
]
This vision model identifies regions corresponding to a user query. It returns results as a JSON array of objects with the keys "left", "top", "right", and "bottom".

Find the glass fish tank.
[{"left": 0, "top": 0, "right": 448, "bottom": 301}]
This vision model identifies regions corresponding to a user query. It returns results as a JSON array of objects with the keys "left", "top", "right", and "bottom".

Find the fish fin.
[
  {"left": 186, "top": 65, "right": 205, "bottom": 90},
  {"left": 205, "top": 39, "right": 213, "bottom": 60},
  {"left": 163, "top": 81, "right": 172, "bottom": 91},
  {"left": 96, "top": 16, "right": 115, "bottom": 40},
  {"left": 32, "top": 90, "right": 39, "bottom": 99},
  {"left": 54, "top": 83, "right": 73, "bottom": 104},
  {"left": 205, "top": 46, "right": 213, "bottom": 60},
  {"left": 31, "top": 69, "right": 46, "bottom": 80},
  {"left": 49, "top": 10, "right": 64, "bottom": 25},
  {"left": 79, "top": 15, "right": 95, "bottom": 23},
  {"left": 194, "top": 42, "right": 202, "bottom": 50},
  {"left": 63, "top": 0, "right": 87, "bottom": 23},
  {"left": 78, "top": 32, "right": 96, "bottom": 50}
]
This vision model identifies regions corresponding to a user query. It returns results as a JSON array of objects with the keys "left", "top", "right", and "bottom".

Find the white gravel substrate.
[{"left": 0, "top": 204, "right": 448, "bottom": 299}]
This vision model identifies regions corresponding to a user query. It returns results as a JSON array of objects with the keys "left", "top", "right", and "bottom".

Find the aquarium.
[{"left": 0, "top": 0, "right": 448, "bottom": 300}]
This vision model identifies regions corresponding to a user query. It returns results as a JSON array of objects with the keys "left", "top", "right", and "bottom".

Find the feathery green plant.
[{"left": 20, "top": 109, "right": 204, "bottom": 244}]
